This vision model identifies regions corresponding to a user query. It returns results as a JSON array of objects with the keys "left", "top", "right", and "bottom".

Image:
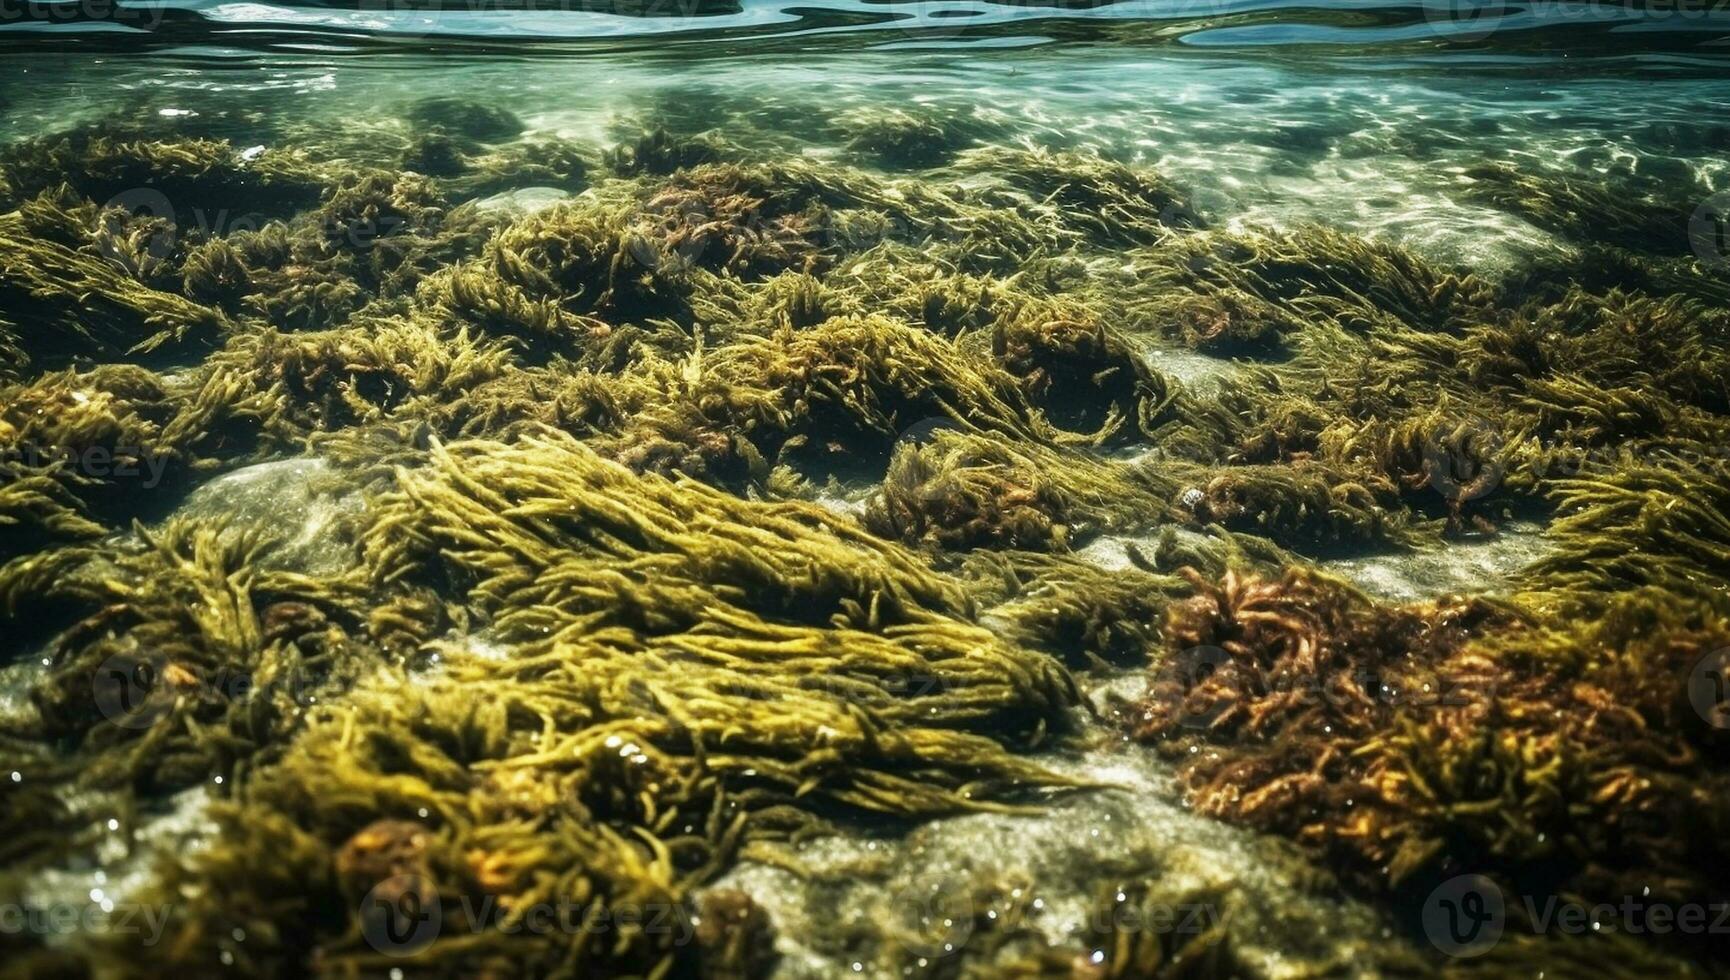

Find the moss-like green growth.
[
  {"left": 97, "top": 427, "right": 1085, "bottom": 974},
  {"left": 0, "top": 128, "right": 327, "bottom": 218},
  {"left": 0, "top": 199, "right": 230, "bottom": 373},
  {"left": 832, "top": 105, "right": 1010, "bottom": 170},
  {"left": 866, "top": 431, "right": 1169, "bottom": 554},
  {"left": 6, "top": 93, "right": 1730, "bottom": 976},
  {"left": 0, "top": 517, "right": 407, "bottom": 792},
  {"left": 946, "top": 148, "right": 1196, "bottom": 248},
  {"left": 1463, "top": 161, "right": 1696, "bottom": 256},
  {"left": 402, "top": 97, "right": 526, "bottom": 144},
  {"left": 604, "top": 127, "right": 729, "bottom": 177}
]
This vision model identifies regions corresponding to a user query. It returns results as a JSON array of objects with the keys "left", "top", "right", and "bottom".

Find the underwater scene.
[{"left": 4, "top": 2, "right": 1730, "bottom": 977}]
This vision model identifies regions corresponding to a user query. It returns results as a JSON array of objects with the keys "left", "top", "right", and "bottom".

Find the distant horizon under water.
[{"left": 3, "top": 1, "right": 1730, "bottom": 977}]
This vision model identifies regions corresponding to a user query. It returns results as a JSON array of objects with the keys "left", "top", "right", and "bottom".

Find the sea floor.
[{"left": 2, "top": 46, "right": 1729, "bottom": 978}]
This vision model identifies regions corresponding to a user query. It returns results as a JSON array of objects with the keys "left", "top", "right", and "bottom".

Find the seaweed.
[
  {"left": 1, "top": 517, "right": 392, "bottom": 792},
  {"left": 668, "top": 314, "right": 1060, "bottom": 481},
  {"left": 99, "top": 426, "right": 1086, "bottom": 974},
  {"left": 1131, "top": 568, "right": 1730, "bottom": 969},
  {"left": 1522, "top": 453, "right": 1730, "bottom": 613},
  {"left": 5, "top": 92, "right": 1730, "bottom": 977},
  {"left": 991, "top": 300, "right": 1173, "bottom": 443},
  {"left": 831, "top": 106, "right": 1010, "bottom": 170},
  {"left": 0, "top": 199, "right": 230, "bottom": 373},
  {"left": 944, "top": 148, "right": 1196, "bottom": 248},
  {"left": 966, "top": 549, "right": 1191, "bottom": 668},
  {"left": 1122, "top": 226, "right": 1499, "bottom": 353},
  {"left": 865, "top": 430, "right": 1171, "bottom": 554},
  {"left": 432, "top": 198, "right": 694, "bottom": 343},
  {"left": 604, "top": 127, "right": 729, "bottom": 177},
  {"left": 401, "top": 97, "right": 526, "bottom": 144},
  {"left": 1463, "top": 161, "right": 1697, "bottom": 256},
  {"left": 0, "top": 127, "right": 327, "bottom": 219}
]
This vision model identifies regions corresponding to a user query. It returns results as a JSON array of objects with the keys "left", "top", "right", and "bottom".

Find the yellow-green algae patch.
[{"left": 1, "top": 97, "right": 1728, "bottom": 978}]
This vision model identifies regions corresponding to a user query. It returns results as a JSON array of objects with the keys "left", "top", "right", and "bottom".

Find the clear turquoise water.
[{"left": 5, "top": 8, "right": 1730, "bottom": 271}]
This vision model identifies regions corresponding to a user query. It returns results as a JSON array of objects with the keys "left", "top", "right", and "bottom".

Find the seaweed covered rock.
[
  {"left": 199, "top": 314, "right": 514, "bottom": 449},
  {"left": 634, "top": 163, "right": 839, "bottom": 278},
  {"left": 670, "top": 314, "right": 1059, "bottom": 480},
  {"left": 1169, "top": 461, "right": 1412, "bottom": 551},
  {"left": 0, "top": 364, "right": 241, "bottom": 558},
  {"left": 1123, "top": 226, "right": 1499, "bottom": 353},
  {"left": 946, "top": 147, "right": 1197, "bottom": 248},
  {"left": 0, "top": 126, "right": 327, "bottom": 218},
  {"left": 991, "top": 301, "right": 1173, "bottom": 443},
  {"left": 108, "top": 427, "right": 1083, "bottom": 975},
  {"left": 604, "top": 127, "right": 729, "bottom": 177},
  {"left": 402, "top": 96, "right": 526, "bottom": 144},
  {"left": 1132, "top": 568, "right": 1730, "bottom": 962},
  {"left": 0, "top": 201, "right": 230, "bottom": 373},
  {"left": 832, "top": 105, "right": 1010, "bottom": 170},
  {"left": 865, "top": 430, "right": 1171, "bottom": 554},
  {"left": 1, "top": 519, "right": 395, "bottom": 791},
  {"left": 433, "top": 198, "right": 692, "bottom": 344},
  {"left": 1463, "top": 161, "right": 1697, "bottom": 256},
  {"left": 1524, "top": 454, "right": 1730, "bottom": 613},
  {"left": 967, "top": 549, "right": 1192, "bottom": 668}
]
